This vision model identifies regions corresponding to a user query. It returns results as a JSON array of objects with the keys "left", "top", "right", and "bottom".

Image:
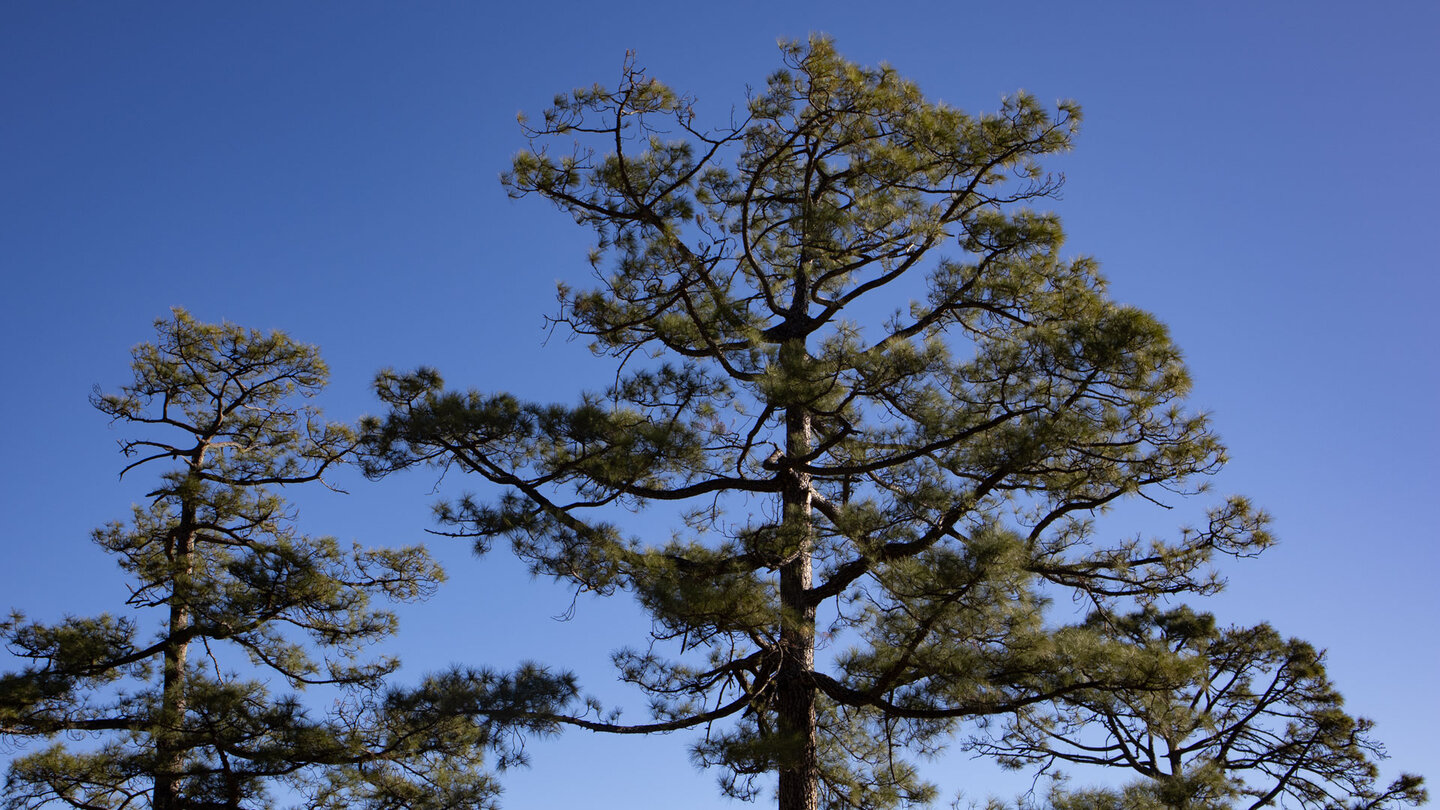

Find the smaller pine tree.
[
  {"left": 978, "top": 607, "right": 1427, "bottom": 810},
  {"left": 0, "top": 311, "right": 508, "bottom": 809}
]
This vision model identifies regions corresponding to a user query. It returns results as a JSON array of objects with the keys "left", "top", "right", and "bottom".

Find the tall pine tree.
[{"left": 363, "top": 38, "right": 1276, "bottom": 810}]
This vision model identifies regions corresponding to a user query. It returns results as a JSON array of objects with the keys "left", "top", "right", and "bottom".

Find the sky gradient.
[{"left": 2, "top": 3, "right": 1436, "bottom": 806}]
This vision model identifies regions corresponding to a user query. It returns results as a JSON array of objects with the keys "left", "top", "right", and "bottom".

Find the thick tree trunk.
[{"left": 777, "top": 407, "right": 819, "bottom": 810}]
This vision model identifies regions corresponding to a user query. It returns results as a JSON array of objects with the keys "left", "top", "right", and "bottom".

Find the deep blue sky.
[{"left": 2, "top": 3, "right": 1436, "bottom": 806}]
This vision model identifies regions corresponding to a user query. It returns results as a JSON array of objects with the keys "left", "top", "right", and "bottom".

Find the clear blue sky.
[{"left": 2, "top": 2, "right": 1436, "bottom": 806}]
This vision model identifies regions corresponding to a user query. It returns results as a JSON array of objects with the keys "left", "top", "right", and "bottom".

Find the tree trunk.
[
  {"left": 777, "top": 406, "right": 819, "bottom": 810},
  {"left": 154, "top": 507, "right": 195, "bottom": 810}
]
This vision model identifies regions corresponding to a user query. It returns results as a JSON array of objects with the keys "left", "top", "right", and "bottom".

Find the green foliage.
[
  {"left": 0, "top": 311, "right": 503, "bottom": 809},
  {"left": 357, "top": 36, "right": 1411, "bottom": 810},
  {"left": 978, "top": 607, "right": 1426, "bottom": 810}
]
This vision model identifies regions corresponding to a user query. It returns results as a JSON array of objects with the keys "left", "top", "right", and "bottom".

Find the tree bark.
[
  {"left": 154, "top": 501, "right": 195, "bottom": 810},
  {"left": 777, "top": 405, "right": 818, "bottom": 810}
]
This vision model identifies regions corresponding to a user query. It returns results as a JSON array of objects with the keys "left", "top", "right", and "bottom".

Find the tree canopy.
[
  {"left": 979, "top": 607, "right": 1426, "bottom": 810},
  {"left": 1, "top": 33, "right": 1423, "bottom": 810},
  {"left": 356, "top": 36, "right": 1310, "bottom": 810}
]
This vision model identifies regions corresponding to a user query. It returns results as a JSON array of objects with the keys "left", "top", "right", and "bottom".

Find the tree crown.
[{"left": 362, "top": 37, "right": 1311, "bottom": 810}]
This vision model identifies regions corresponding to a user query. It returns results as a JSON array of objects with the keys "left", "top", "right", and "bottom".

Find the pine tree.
[
  {"left": 977, "top": 607, "right": 1426, "bottom": 810},
  {"left": 362, "top": 37, "right": 1276, "bottom": 809},
  {"left": 0, "top": 311, "right": 508, "bottom": 809}
]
